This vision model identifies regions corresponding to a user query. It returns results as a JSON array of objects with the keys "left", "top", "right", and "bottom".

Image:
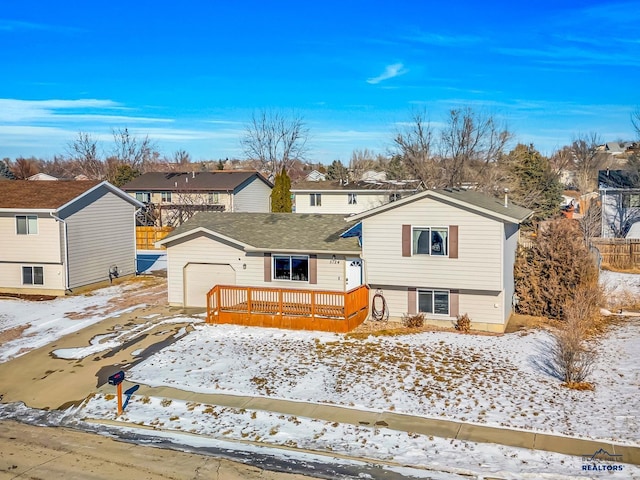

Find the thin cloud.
[
  {"left": 367, "top": 63, "right": 407, "bottom": 85},
  {"left": 0, "top": 19, "right": 82, "bottom": 34},
  {"left": 406, "top": 32, "right": 483, "bottom": 47}
]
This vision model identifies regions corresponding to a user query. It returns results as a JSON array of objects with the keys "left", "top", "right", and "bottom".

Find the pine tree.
[
  {"left": 270, "top": 167, "right": 292, "bottom": 212},
  {"left": 506, "top": 144, "right": 563, "bottom": 222},
  {"left": 0, "top": 159, "right": 15, "bottom": 179}
]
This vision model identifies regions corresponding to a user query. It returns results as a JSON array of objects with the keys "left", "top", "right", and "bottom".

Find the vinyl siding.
[
  {"left": 369, "top": 285, "right": 504, "bottom": 327},
  {"left": 503, "top": 223, "right": 519, "bottom": 321},
  {"left": 61, "top": 187, "right": 137, "bottom": 289},
  {"left": 166, "top": 232, "right": 348, "bottom": 306},
  {"left": 0, "top": 262, "right": 65, "bottom": 294},
  {"left": 294, "top": 192, "right": 391, "bottom": 214},
  {"left": 0, "top": 213, "right": 62, "bottom": 264},
  {"left": 361, "top": 196, "right": 504, "bottom": 291},
  {"left": 233, "top": 178, "right": 271, "bottom": 212}
]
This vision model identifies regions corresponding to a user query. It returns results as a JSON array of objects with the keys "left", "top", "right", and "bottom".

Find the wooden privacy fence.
[
  {"left": 136, "top": 226, "right": 174, "bottom": 250},
  {"left": 206, "top": 284, "right": 369, "bottom": 333},
  {"left": 591, "top": 238, "right": 640, "bottom": 269}
]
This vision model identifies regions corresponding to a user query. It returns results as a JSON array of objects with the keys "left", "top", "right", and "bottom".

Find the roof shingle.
[
  {"left": 0, "top": 181, "right": 101, "bottom": 209},
  {"left": 121, "top": 171, "right": 272, "bottom": 192}
]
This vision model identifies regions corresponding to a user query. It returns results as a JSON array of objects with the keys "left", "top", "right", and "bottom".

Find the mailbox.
[{"left": 108, "top": 371, "right": 125, "bottom": 386}]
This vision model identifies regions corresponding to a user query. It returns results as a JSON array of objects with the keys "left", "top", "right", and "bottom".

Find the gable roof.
[
  {"left": 0, "top": 181, "right": 144, "bottom": 211},
  {"left": 291, "top": 179, "right": 422, "bottom": 192},
  {"left": 598, "top": 170, "right": 640, "bottom": 189},
  {"left": 347, "top": 188, "right": 533, "bottom": 224},
  {"left": 120, "top": 171, "right": 273, "bottom": 192},
  {"left": 159, "top": 212, "right": 361, "bottom": 253}
]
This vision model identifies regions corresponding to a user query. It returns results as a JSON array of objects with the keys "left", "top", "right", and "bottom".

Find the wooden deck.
[{"left": 206, "top": 284, "right": 369, "bottom": 333}]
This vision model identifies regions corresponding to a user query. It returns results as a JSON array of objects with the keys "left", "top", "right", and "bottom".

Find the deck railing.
[{"left": 206, "top": 284, "right": 369, "bottom": 333}]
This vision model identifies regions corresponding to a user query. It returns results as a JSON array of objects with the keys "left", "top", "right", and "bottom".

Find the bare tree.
[
  {"left": 578, "top": 198, "right": 602, "bottom": 244},
  {"left": 111, "top": 127, "right": 158, "bottom": 171},
  {"left": 10, "top": 157, "right": 40, "bottom": 179},
  {"left": 392, "top": 110, "right": 438, "bottom": 186},
  {"left": 241, "top": 110, "right": 308, "bottom": 178},
  {"left": 570, "top": 132, "right": 608, "bottom": 193},
  {"left": 173, "top": 149, "right": 191, "bottom": 166},
  {"left": 632, "top": 108, "right": 640, "bottom": 139},
  {"left": 349, "top": 148, "right": 379, "bottom": 181},
  {"left": 439, "top": 107, "right": 512, "bottom": 188},
  {"left": 67, "top": 131, "right": 104, "bottom": 180}
]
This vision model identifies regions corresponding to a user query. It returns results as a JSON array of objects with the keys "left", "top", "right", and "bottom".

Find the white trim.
[
  {"left": 157, "top": 226, "right": 252, "bottom": 249},
  {"left": 50, "top": 212, "right": 69, "bottom": 290},
  {"left": 346, "top": 189, "right": 532, "bottom": 224}
]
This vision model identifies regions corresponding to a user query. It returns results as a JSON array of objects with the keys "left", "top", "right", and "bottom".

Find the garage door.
[{"left": 184, "top": 263, "right": 236, "bottom": 308}]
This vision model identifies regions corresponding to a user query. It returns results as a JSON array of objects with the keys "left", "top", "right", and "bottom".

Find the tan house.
[
  {"left": 292, "top": 179, "right": 422, "bottom": 215},
  {"left": 121, "top": 171, "right": 273, "bottom": 225},
  {"left": 160, "top": 189, "right": 532, "bottom": 332},
  {"left": 0, "top": 181, "right": 144, "bottom": 296}
]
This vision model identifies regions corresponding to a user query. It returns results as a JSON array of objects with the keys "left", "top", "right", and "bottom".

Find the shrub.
[
  {"left": 454, "top": 313, "right": 471, "bottom": 333},
  {"left": 402, "top": 312, "right": 425, "bottom": 328}
]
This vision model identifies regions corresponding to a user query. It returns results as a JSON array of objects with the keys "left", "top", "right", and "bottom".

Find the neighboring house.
[
  {"left": 121, "top": 171, "right": 273, "bottom": 226},
  {"left": 360, "top": 170, "right": 387, "bottom": 182},
  {"left": 157, "top": 213, "right": 362, "bottom": 308},
  {"left": 599, "top": 170, "right": 640, "bottom": 238},
  {"left": 304, "top": 170, "right": 327, "bottom": 182},
  {"left": 291, "top": 179, "right": 423, "bottom": 215},
  {"left": 27, "top": 173, "right": 59, "bottom": 181},
  {"left": 161, "top": 189, "right": 532, "bottom": 332},
  {"left": 0, "top": 181, "right": 144, "bottom": 296}
]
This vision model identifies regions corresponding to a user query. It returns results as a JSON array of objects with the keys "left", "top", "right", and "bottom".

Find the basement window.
[{"left": 22, "top": 266, "right": 44, "bottom": 285}]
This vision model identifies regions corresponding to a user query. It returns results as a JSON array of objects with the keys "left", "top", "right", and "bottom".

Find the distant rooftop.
[{"left": 121, "top": 171, "right": 272, "bottom": 192}]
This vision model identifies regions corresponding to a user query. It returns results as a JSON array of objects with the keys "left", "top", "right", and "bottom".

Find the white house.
[
  {"left": 0, "top": 181, "right": 144, "bottom": 296},
  {"left": 598, "top": 170, "right": 640, "bottom": 238},
  {"left": 160, "top": 189, "right": 532, "bottom": 332},
  {"left": 291, "top": 179, "right": 422, "bottom": 215}
]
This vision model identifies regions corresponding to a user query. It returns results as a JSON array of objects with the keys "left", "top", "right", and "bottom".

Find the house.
[
  {"left": 27, "top": 173, "right": 59, "bottom": 181},
  {"left": 598, "top": 169, "right": 640, "bottom": 238},
  {"left": 121, "top": 171, "right": 273, "bottom": 226},
  {"left": 291, "top": 179, "right": 423, "bottom": 215},
  {"left": 0, "top": 181, "right": 144, "bottom": 296},
  {"left": 160, "top": 188, "right": 532, "bottom": 332},
  {"left": 157, "top": 213, "right": 363, "bottom": 309},
  {"left": 304, "top": 170, "right": 327, "bottom": 182}
]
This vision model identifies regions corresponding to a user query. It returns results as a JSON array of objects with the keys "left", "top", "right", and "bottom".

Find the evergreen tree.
[
  {"left": 326, "top": 160, "right": 348, "bottom": 182},
  {"left": 505, "top": 144, "right": 563, "bottom": 222},
  {"left": 271, "top": 167, "right": 292, "bottom": 212},
  {"left": 112, "top": 164, "right": 141, "bottom": 187},
  {"left": 0, "top": 159, "right": 15, "bottom": 179}
]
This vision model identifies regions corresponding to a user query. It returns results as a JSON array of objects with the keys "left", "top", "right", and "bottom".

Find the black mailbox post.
[{"left": 107, "top": 370, "right": 125, "bottom": 414}]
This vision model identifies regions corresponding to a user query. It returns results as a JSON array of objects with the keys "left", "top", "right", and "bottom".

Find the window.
[
  {"left": 16, "top": 215, "right": 38, "bottom": 235},
  {"left": 135, "top": 192, "right": 151, "bottom": 203},
  {"left": 622, "top": 193, "right": 640, "bottom": 209},
  {"left": 348, "top": 193, "right": 357, "bottom": 205},
  {"left": 273, "top": 255, "right": 309, "bottom": 281},
  {"left": 208, "top": 192, "right": 219, "bottom": 204},
  {"left": 389, "top": 193, "right": 401, "bottom": 202},
  {"left": 22, "top": 266, "right": 44, "bottom": 285},
  {"left": 310, "top": 193, "right": 322, "bottom": 207},
  {"left": 161, "top": 191, "right": 172, "bottom": 202},
  {"left": 412, "top": 227, "right": 449, "bottom": 256},
  {"left": 418, "top": 290, "right": 449, "bottom": 315}
]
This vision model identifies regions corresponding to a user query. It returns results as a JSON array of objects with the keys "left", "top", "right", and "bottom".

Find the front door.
[{"left": 346, "top": 257, "right": 363, "bottom": 291}]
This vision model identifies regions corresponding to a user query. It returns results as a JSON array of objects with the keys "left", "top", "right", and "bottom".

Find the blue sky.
[{"left": 1, "top": 0, "right": 639, "bottom": 163}]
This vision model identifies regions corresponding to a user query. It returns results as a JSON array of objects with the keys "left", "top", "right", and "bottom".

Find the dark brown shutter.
[
  {"left": 402, "top": 225, "right": 411, "bottom": 257},
  {"left": 450, "top": 290, "right": 459, "bottom": 317},
  {"left": 264, "top": 253, "right": 272, "bottom": 282},
  {"left": 309, "top": 255, "right": 317, "bottom": 284},
  {"left": 408, "top": 287, "right": 417, "bottom": 314},
  {"left": 449, "top": 225, "right": 458, "bottom": 259}
]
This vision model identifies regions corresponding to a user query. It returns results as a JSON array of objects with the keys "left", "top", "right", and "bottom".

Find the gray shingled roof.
[
  {"left": 598, "top": 170, "right": 640, "bottom": 189},
  {"left": 121, "top": 171, "right": 272, "bottom": 192},
  {"left": 162, "top": 212, "right": 361, "bottom": 253},
  {"left": 292, "top": 179, "right": 422, "bottom": 191}
]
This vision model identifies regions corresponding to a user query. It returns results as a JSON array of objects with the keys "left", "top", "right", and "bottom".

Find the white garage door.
[{"left": 184, "top": 263, "right": 236, "bottom": 308}]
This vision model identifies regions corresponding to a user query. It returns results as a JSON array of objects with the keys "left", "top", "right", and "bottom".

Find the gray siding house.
[{"left": 0, "top": 181, "right": 144, "bottom": 295}]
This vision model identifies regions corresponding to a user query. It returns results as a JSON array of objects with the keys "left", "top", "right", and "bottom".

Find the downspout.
[
  {"left": 134, "top": 207, "right": 141, "bottom": 274},
  {"left": 50, "top": 212, "right": 70, "bottom": 292}
]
